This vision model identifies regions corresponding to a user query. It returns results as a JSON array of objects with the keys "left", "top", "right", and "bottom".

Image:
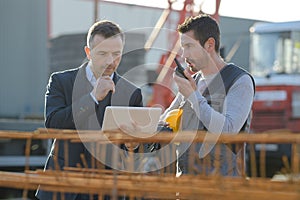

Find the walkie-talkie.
[{"left": 174, "top": 58, "right": 188, "bottom": 79}]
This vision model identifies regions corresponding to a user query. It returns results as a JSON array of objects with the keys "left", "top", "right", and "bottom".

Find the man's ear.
[
  {"left": 205, "top": 37, "right": 215, "bottom": 51},
  {"left": 84, "top": 46, "right": 91, "bottom": 60}
]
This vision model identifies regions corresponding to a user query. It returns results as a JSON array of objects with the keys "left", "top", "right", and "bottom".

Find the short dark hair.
[
  {"left": 87, "top": 20, "right": 124, "bottom": 48},
  {"left": 178, "top": 14, "right": 220, "bottom": 52}
]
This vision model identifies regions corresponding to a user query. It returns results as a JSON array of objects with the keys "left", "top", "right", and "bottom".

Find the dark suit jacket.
[{"left": 36, "top": 62, "right": 143, "bottom": 200}]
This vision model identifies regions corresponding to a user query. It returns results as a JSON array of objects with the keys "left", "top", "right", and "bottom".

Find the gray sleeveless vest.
[{"left": 177, "top": 64, "right": 255, "bottom": 175}]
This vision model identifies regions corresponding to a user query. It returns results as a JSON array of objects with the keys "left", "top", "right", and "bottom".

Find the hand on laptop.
[{"left": 119, "top": 121, "right": 141, "bottom": 152}]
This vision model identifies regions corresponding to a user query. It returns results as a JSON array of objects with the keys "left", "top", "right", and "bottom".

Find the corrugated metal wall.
[{"left": 0, "top": 0, "right": 48, "bottom": 118}]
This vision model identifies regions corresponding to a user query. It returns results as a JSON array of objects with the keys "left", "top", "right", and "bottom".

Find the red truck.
[{"left": 248, "top": 20, "right": 300, "bottom": 177}]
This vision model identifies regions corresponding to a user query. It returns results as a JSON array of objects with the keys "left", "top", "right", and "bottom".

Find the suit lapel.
[{"left": 73, "top": 62, "right": 93, "bottom": 98}]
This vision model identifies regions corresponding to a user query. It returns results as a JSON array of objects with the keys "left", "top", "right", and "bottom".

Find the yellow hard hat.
[{"left": 164, "top": 108, "right": 183, "bottom": 132}]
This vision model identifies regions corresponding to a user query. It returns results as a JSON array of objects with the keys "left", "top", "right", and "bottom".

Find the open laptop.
[{"left": 102, "top": 106, "right": 162, "bottom": 134}]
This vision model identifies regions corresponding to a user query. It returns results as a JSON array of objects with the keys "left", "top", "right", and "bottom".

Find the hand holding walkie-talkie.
[{"left": 174, "top": 58, "right": 188, "bottom": 79}]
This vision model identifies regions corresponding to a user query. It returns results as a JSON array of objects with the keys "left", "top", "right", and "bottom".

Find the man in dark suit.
[{"left": 36, "top": 20, "right": 143, "bottom": 200}]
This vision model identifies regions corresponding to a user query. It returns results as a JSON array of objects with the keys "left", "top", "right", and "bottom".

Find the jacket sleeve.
[{"left": 45, "top": 73, "right": 95, "bottom": 129}]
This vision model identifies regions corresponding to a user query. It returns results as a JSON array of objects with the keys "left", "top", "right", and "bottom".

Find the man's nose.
[{"left": 105, "top": 54, "right": 114, "bottom": 65}]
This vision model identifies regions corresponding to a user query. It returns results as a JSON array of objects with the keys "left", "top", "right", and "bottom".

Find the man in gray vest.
[{"left": 161, "top": 14, "right": 255, "bottom": 176}]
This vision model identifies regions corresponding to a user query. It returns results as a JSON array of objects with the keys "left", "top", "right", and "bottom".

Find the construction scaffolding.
[{"left": 0, "top": 129, "right": 300, "bottom": 199}]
